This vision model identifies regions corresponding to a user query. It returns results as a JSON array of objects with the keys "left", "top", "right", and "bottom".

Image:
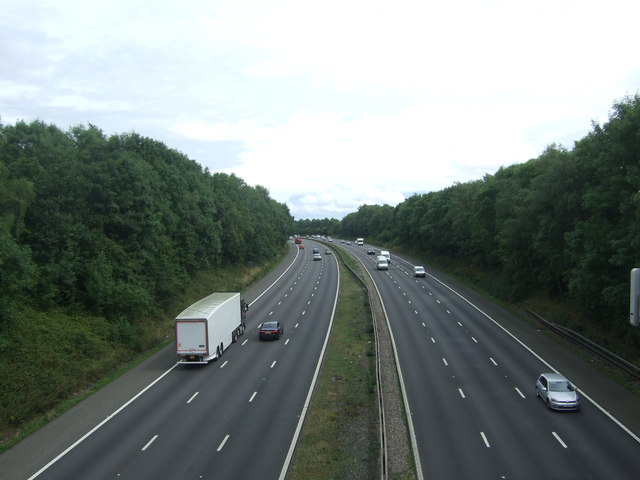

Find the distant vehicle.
[
  {"left": 376, "top": 255, "right": 388, "bottom": 270},
  {"left": 175, "top": 292, "right": 246, "bottom": 364},
  {"left": 380, "top": 250, "right": 390, "bottom": 263},
  {"left": 346, "top": 241, "right": 352, "bottom": 245},
  {"left": 299, "top": 244, "right": 305, "bottom": 249},
  {"left": 313, "top": 253, "right": 322, "bottom": 261},
  {"left": 367, "top": 248, "right": 376, "bottom": 255},
  {"left": 294, "top": 236, "right": 302, "bottom": 245},
  {"left": 325, "top": 249, "right": 332, "bottom": 255},
  {"left": 535, "top": 373, "right": 580, "bottom": 411},
  {"left": 356, "top": 238, "right": 364, "bottom": 246},
  {"left": 312, "top": 247, "right": 320, "bottom": 254},
  {"left": 259, "top": 321, "right": 283, "bottom": 340},
  {"left": 414, "top": 266, "right": 426, "bottom": 277}
]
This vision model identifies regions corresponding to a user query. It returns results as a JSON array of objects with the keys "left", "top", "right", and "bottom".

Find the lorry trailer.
[{"left": 175, "top": 292, "right": 247, "bottom": 364}]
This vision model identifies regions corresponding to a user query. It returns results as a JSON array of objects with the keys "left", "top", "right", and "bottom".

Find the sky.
[{"left": 1, "top": 0, "right": 639, "bottom": 220}]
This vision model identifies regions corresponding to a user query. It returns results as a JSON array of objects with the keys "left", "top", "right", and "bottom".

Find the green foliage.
[
  {"left": 0, "top": 118, "right": 295, "bottom": 445},
  {"left": 327, "top": 94, "right": 640, "bottom": 337},
  {"left": 0, "top": 121, "right": 293, "bottom": 324}
]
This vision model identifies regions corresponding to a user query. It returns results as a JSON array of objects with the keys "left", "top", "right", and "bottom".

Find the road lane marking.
[
  {"left": 457, "top": 321, "right": 463, "bottom": 327},
  {"left": 285, "top": 339, "right": 290, "bottom": 345},
  {"left": 242, "top": 339, "right": 248, "bottom": 345},
  {"left": 480, "top": 432, "right": 491, "bottom": 448},
  {"left": 458, "top": 388, "right": 466, "bottom": 398},
  {"left": 490, "top": 357, "right": 498, "bottom": 366},
  {"left": 442, "top": 358, "right": 448, "bottom": 366},
  {"left": 471, "top": 337, "right": 478, "bottom": 343},
  {"left": 187, "top": 392, "right": 199, "bottom": 404},
  {"left": 270, "top": 361, "right": 277, "bottom": 368},
  {"left": 431, "top": 337, "right": 436, "bottom": 343},
  {"left": 249, "top": 392, "right": 257, "bottom": 402},
  {"left": 552, "top": 431, "right": 568, "bottom": 448},
  {"left": 220, "top": 361, "right": 228, "bottom": 369},
  {"left": 295, "top": 323, "right": 299, "bottom": 328},
  {"left": 515, "top": 387, "right": 525, "bottom": 398},
  {"left": 141, "top": 435, "right": 158, "bottom": 451},
  {"left": 217, "top": 434, "right": 230, "bottom": 451}
]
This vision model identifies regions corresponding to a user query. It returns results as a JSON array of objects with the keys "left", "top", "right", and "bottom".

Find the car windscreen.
[
  {"left": 549, "top": 381, "right": 574, "bottom": 392},
  {"left": 261, "top": 322, "right": 277, "bottom": 330}
]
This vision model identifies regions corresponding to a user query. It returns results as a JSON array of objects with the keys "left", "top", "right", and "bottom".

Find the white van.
[
  {"left": 380, "top": 250, "right": 390, "bottom": 263},
  {"left": 376, "top": 255, "right": 388, "bottom": 270}
]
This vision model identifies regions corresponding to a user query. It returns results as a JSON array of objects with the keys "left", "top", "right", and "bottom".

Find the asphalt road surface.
[{"left": 1, "top": 241, "right": 340, "bottom": 480}]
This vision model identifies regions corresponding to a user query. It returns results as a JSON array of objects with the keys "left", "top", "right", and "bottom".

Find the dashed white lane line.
[
  {"left": 480, "top": 431, "right": 491, "bottom": 448},
  {"left": 515, "top": 387, "right": 525, "bottom": 399},
  {"left": 186, "top": 392, "right": 199, "bottom": 404},
  {"left": 490, "top": 357, "right": 498, "bottom": 366},
  {"left": 553, "top": 431, "right": 568, "bottom": 448},
  {"left": 442, "top": 358, "right": 448, "bottom": 366},
  {"left": 249, "top": 391, "right": 257, "bottom": 402},
  {"left": 141, "top": 435, "right": 158, "bottom": 451},
  {"left": 270, "top": 361, "right": 277, "bottom": 369},
  {"left": 220, "top": 361, "right": 228, "bottom": 369},
  {"left": 458, "top": 388, "right": 466, "bottom": 399},
  {"left": 217, "top": 434, "right": 230, "bottom": 451}
]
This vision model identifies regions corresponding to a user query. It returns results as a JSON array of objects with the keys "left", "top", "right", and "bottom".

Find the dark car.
[
  {"left": 259, "top": 321, "right": 284, "bottom": 340},
  {"left": 367, "top": 248, "right": 376, "bottom": 255}
]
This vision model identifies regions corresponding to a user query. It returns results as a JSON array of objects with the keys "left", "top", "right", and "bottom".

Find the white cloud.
[{"left": 2, "top": 0, "right": 639, "bottom": 219}]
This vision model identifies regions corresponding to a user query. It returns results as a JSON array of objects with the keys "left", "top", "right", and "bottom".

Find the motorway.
[
  {"left": 4, "top": 238, "right": 640, "bottom": 480},
  {"left": 2, "top": 241, "right": 339, "bottom": 480},
  {"left": 342, "top": 241, "right": 640, "bottom": 479}
]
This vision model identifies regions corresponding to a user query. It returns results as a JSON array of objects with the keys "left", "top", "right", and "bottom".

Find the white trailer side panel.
[{"left": 175, "top": 292, "right": 241, "bottom": 364}]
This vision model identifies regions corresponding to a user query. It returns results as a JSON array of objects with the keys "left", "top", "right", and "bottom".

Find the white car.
[
  {"left": 535, "top": 373, "right": 580, "bottom": 411},
  {"left": 414, "top": 266, "right": 426, "bottom": 277}
]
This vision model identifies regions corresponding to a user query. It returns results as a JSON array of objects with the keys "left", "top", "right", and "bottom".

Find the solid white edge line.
[
  {"left": 29, "top": 244, "right": 302, "bottom": 480},
  {"left": 354, "top": 255, "right": 425, "bottom": 480},
  {"left": 27, "top": 363, "right": 179, "bottom": 479},
  {"left": 424, "top": 271, "right": 640, "bottom": 445},
  {"left": 277, "top": 253, "right": 340, "bottom": 480}
]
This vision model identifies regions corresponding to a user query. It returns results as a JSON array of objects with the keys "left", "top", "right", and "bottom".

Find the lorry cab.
[{"left": 380, "top": 250, "right": 391, "bottom": 263}]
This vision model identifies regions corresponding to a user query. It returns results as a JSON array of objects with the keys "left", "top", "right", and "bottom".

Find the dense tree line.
[
  {"left": 296, "top": 95, "right": 640, "bottom": 338},
  {"left": 0, "top": 121, "right": 294, "bottom": 330}
]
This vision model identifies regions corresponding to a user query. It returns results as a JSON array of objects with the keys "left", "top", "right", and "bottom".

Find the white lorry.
[
  {"left": 175, "top": 292, "right": 248, "bottom": 364},
  {"left": 356, "top": 238, "right": 364, "bottom": 246}
]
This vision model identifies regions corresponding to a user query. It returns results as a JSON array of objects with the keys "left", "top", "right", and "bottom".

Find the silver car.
[{"left": 535, "top": 373, "right": 580, "bottom": 411}]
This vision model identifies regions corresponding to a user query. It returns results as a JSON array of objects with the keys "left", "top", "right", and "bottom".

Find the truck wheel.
[{"left": 232, "top": 331, "right": 237, "bottom": 343}]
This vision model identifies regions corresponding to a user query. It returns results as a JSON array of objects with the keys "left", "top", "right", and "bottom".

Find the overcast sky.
[{"left": 2, "top": 0, "right": 639, "bottom": 220}]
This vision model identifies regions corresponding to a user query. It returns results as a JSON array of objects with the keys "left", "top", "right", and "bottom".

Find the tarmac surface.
[{"left": 1, "top": 244, "right": 638, "bottom": 479}]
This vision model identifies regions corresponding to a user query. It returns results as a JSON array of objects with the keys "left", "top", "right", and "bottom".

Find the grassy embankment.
[{"left": 0, "top": 247, "right": 287, "bottom": 452}]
